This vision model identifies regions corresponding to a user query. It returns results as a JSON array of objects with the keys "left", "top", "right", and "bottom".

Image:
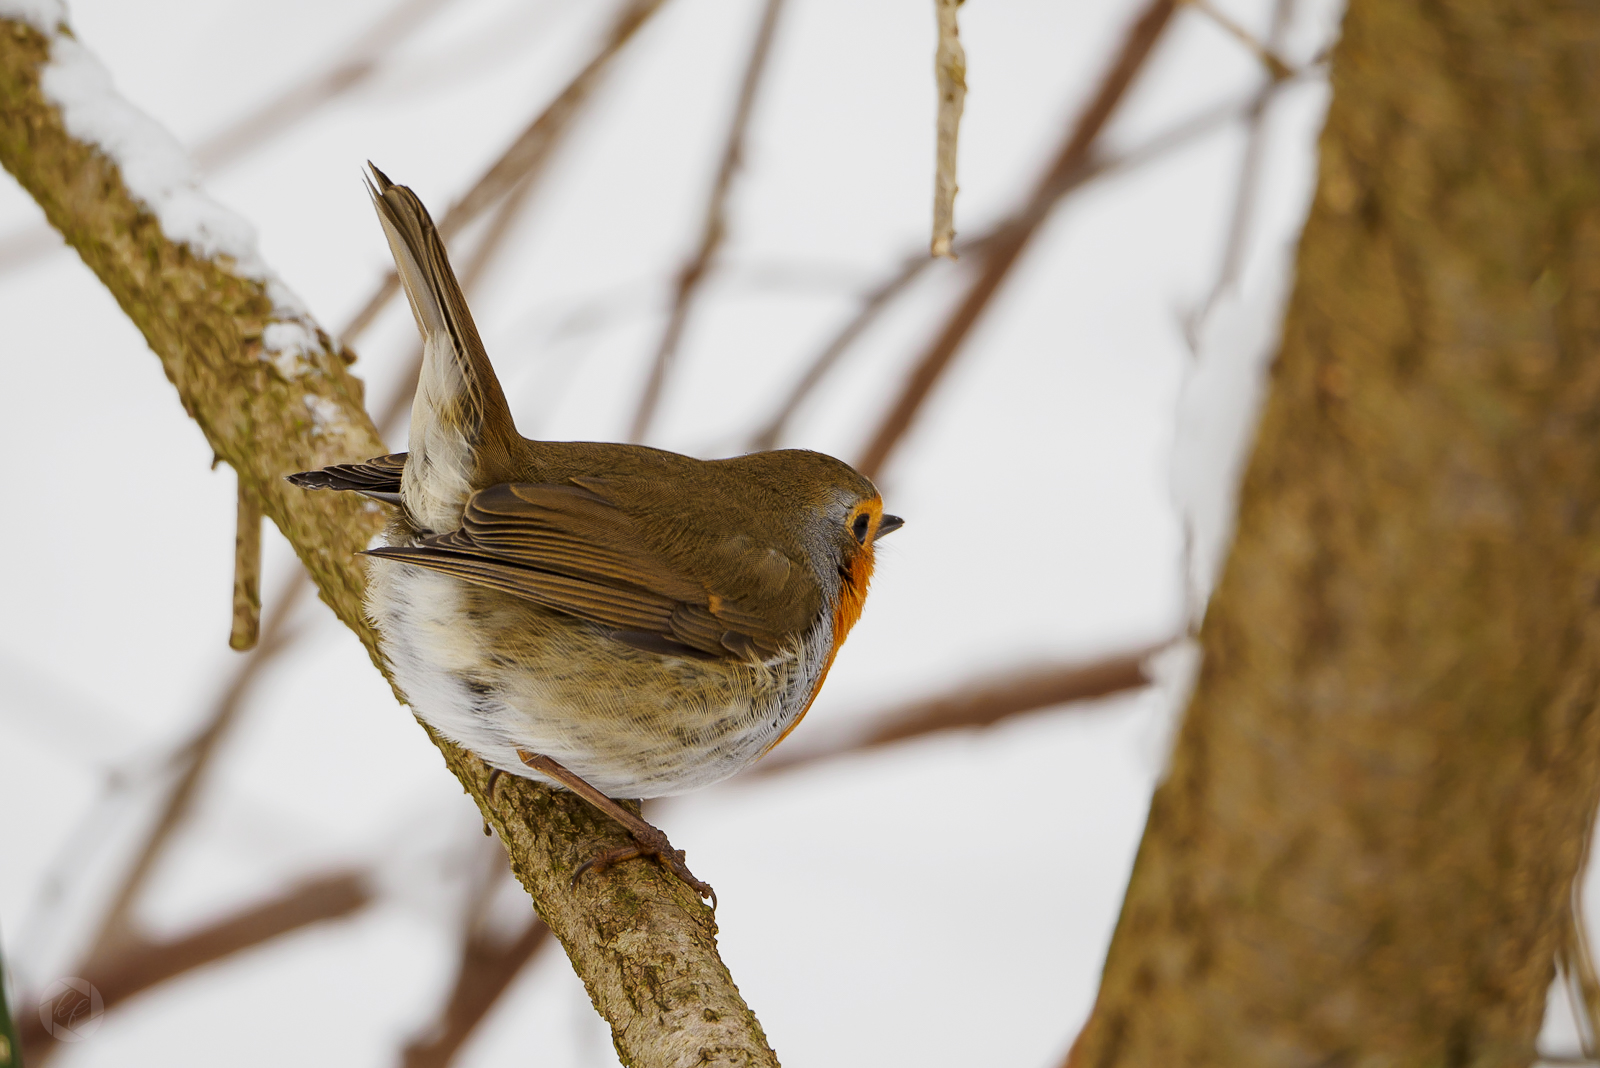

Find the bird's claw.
[{"left": 573, "top": 827, "right": 716, "bottom": 908}]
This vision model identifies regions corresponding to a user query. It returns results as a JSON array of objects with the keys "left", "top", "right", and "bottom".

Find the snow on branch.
[{"left": 0, "top": 10, "right": 777, "bottom": 1066}]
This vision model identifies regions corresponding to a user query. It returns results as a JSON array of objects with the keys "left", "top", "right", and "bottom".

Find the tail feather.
[
  {"left": 286, "top": 453, "right": 407, "bottom": 505},
  {"left": 366, "top": 164, "right": 515, "bottom": 533}
]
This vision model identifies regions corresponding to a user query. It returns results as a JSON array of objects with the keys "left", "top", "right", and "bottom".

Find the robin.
[{"left": 290, "top": 166, "right": 901, "bottom": 903}]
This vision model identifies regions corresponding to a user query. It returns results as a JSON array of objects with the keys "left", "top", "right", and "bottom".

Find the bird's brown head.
[{"left": 714, "top": 449, "right": 903, "bottom": 650}]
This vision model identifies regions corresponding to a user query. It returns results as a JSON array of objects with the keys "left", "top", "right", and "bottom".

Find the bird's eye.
[{"left": 851, "top": 513, "right": 871, "bottom": 545}]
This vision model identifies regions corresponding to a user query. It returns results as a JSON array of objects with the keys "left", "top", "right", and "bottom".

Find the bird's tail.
[{"left": 366, "top": 163, "right": 517, "bottom": 533}]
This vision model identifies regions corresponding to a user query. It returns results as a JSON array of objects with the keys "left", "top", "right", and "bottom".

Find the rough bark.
[
  {"left": 1068, "top": 2, "right": 1600, "bottom": 1066},
  {"left": 0, "top": 16, "right": 776, "bottom": 1067}
]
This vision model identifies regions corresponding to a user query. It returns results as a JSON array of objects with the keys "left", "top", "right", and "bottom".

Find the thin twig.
[
  {"left": 749, "top": 85, "right": 1263, "bottom": 452},
  {"left": 753, "top": 646, "right": 1158, "bottom": 776},
  {"left": 930, "top": 0, "right": 966, "bottom": 259},
  {"left": 82, "top": 574, "right": 311, "bottom": 966},
  {"left": 399, "top": 919, "right": 549, "bottom": 1068},
  {"left": 1181, "top": 0, "right": 1294, "bottom": 80},
  {"left": 1184, "top": 0, "right": 1296, "bottom": 349},
  {"left": 229, "top": 476, "right": 263, "bottom": 650},
  {"left": 192, "top": 0, "right": 458, "bottom": 171},
  {"left": 339, "top": 0, "right": 672, "bottom": 348},
  {"left": 627, "top": 0, "right": 787, "bottom": 443},
  {"left": 749, "top": 251, "right": 933, "bottom": 451},
  {"left": 855, "top": 0, "right": 1180, "bottom": 479},
  {"left": 22, "top": 872, "right": 371, "bottom": 1064}
]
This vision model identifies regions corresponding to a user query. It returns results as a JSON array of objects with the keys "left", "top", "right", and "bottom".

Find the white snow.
[
  {"left": 4, "top": 7, "right": 327, "bottom": 374},
  {"left": 263, "top": 319, "right": 319, "bottom": 377},
  {"left": 303, "top": 392, "right": 349, "bottom": 435},
  {"left": 0, "top": 0, "right": 64, "bottom": 35}
]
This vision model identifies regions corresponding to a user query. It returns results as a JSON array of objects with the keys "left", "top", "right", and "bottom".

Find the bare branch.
[
  {"left": 627, "top": 0, "right": 786, "bottom": 443},
  {"left": 0, "top": 15, "right": 776, "bottom": 1065},
  {"left": 192, "top": 0, "right": 458, "bottom": 171},
  {"left": 748, "top": 83, "right": 1260, "bottom": 452},
  {"left": 85, "top": 571, "right": 312, "bottom": 966},
  {"left": 1184, "top": 0, "right": 1296, "bottom": 347},
  {"left": 930, "top": 0, "right": 966, "bottom": 259},
  {"left": 749, "top": 251, "right": 932, "bottom": 451},
  {"left": 754, "top": 646, "right": 1157, "bottom": 776},
  {"left": 339, "top": 0, "right": 672, "bottom": 348},
  {"left": 856, "top": 0, "right": 1179, "bottom": 480},
  {"left": 399, "top": 917, "right": 551, "bottom": 1068},
  {"left": 22, "top": 873, "right": 372, "bottom": 1063},
  {"left": 1180, "top": 0, "right": 1294, "bottom": 81}
]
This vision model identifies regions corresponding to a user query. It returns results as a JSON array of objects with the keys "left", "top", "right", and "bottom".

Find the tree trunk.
[{"left": 1069, "top": 2, "right": 1600, "bottom": 1065}]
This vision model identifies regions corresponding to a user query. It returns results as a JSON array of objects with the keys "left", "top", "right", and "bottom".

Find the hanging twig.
[
  {"left": 749, "top": 84, "right": 1266, "bottom": 451},
  {"left": 229, "top": 476, "right": 263, "bottom": 650},
  {"left": 930, "top": 0, "right": 966, "bottom": 259},
  {"left": 627, "top": 0, "right": 787, "bottom": 443},
  {"left": 856, "top": 0, "right": 1180, "bottom": 479}
]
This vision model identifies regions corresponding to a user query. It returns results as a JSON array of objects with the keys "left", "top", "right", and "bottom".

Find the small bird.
[{"left": 290, "top": 166, "right": 901, "bottom": 902}]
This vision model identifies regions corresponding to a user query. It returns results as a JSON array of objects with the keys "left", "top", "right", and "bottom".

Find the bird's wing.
[
  {"left": 363, "top": 481, "right": 817, "bottom": 659},
  {"left": 285, "top": 453, "right": 408, "bottom": 504}
]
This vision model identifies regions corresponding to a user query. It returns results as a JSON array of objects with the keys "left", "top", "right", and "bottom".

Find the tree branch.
[
  {"left": 399, "top": 915, "right": 551, "bottom": 1068},
  {"left": 753, "top": 646, "right": 1157, "bottom": 776},
  {"left": 855, "top": 0, "right": 1178, "bottom": 480},
  {"left": 0, "top": 12, "right": 776, "bottom": 1066},
  {"left": 21, "top": 872, "right": 372, "bottom": 1061},
  {"left": 627, "top": 0, "right": 786, "bottom": 443},
  {"left": 338, "top": 0, "right": 672, "bottom": 347},
  {"left": 748, "top": 79, "right": 1272, "bottom": 452}
]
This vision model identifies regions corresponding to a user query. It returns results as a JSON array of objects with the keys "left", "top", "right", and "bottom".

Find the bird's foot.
[{"left": 574, "top": 823, "right": 716, "bottom": 908}]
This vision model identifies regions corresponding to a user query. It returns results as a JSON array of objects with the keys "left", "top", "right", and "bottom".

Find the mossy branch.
[{"left": 0, "top": 14, "right": 776, "bottom": 1067}]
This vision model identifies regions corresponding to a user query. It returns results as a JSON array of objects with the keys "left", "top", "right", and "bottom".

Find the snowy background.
[{"left": 4, "top": 1, "right": 1558, "bottom": 1066}]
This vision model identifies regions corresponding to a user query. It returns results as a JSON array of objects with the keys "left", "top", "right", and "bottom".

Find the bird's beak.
[{"left": 875, "top": 514, "right": 904, "bottom": 541}]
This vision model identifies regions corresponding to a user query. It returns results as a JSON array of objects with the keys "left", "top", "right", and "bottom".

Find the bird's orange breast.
[{"left": 762, "top": 546, "right": 875, "bottom": 754}]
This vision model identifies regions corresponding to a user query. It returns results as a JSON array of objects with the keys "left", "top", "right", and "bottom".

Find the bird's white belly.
[{"left": 365, "top": 558, "right": 829, "bottom": 798}]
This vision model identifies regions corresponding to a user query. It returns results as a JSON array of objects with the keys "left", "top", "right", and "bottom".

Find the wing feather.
[{"left": 364, "top": 481, "right": 805, "bottom": 659}]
